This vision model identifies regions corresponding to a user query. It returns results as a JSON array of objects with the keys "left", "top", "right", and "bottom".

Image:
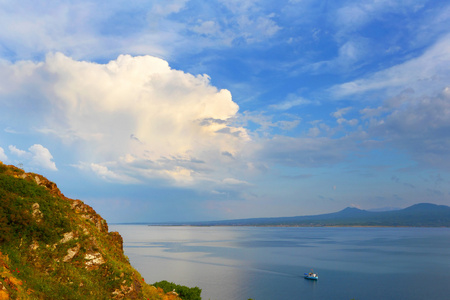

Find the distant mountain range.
[{"left": 161, "top": 203, "right": 450, "bottom": 227}]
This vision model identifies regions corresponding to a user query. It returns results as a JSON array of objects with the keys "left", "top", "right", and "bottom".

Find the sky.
[{"left": 1, "top": 0, "right": 450, "bottom": 223}]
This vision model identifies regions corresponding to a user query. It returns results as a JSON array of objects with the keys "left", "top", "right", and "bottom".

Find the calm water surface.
[{"left": 110, "top": 226, "right": 450, "bottom": 300}]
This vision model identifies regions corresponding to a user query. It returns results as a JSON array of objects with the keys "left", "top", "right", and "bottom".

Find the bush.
[{"left": 153, "top": 280, "right": 202, "bottom": 300}]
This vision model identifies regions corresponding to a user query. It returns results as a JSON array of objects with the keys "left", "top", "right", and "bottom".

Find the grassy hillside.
[{"left": 0, "top": 162, "right": 194, "bottom": 300}]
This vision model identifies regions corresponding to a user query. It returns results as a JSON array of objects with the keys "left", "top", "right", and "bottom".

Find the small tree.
[{"left": 153, "top": 280, "right": 202, "bottom": 300}]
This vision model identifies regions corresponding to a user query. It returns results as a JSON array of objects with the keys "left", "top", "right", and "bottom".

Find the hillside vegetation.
[{"left": 0, "top": 162, "right": 199, "bottom": 300}]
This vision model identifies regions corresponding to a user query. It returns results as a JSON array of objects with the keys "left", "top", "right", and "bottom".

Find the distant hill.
[
  {"left": 0, "top": 162, "right": 193, "bottom": 299},
  {"left": 170, "top": 203, "right": 450, "bottom": 227}
]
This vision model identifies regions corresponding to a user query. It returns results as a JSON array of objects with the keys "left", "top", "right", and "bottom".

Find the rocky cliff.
[{"left": 0, "top": 162, "right": 182, "bottom": 300}]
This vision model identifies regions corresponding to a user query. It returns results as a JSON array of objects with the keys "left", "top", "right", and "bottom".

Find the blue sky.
[{"left": 1, "top": 0, "right": 450, "bottom": 222}]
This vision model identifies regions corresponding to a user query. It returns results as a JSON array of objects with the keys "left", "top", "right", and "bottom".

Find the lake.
[{"left": 110, "top": 225, "right": 450, "bottom": 300}]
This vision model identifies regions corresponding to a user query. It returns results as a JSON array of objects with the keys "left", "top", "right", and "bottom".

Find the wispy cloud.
[
  {"left": 218, "top": 0, "right": 281, "bottom": 42},
  {"left": 269, "top": 94, "right": 314, "bottom": 111},
  {"left": 364, "top": 87, "right": 450, "bottom": 169},
  {"left": 0, "top": 0, "right": 284, "bottom": 63},
  {"left": 330, "top": 34, "right": 450, "bottom": 99}
]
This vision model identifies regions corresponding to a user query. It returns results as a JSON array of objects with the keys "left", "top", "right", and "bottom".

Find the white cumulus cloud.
[
  {"left": 8, "top": 145, "right": 29, "bottom": 157},
  {"left": 7, "top": 144, "right": 57, "bottom": 171},
  {"left": 0, "top": 53, "right": 249, "bottom": 185},
  {"left": 28, "top": 144, "right": 58, "bottom": 171}
]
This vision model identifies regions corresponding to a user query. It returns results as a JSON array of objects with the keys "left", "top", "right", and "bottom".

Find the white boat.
[{"left": 304, "top": 270, "right": 318, "bottom": 280}]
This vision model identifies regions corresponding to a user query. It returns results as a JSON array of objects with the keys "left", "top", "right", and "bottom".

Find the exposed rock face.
[
  {"left": 33, "top": 174, "right": 66, "bottom": 198},
  {"left": 109, "top": 231, "right": 124, "bottom": 252},
  {"left": 84, "top": 251, "right": 106, "bottom": 270},
  {"left": 71, "top": 199, "right": 109, "bottom": 233},
  {"left": 112, "top": 277, "right": 143, "bottom": 300},
  {"left": 12, "top": 170, "right": 66, "bottom": 199},
  {"left": 63, "top": 243, "right": 81, "bottom": 262},
  {"left": 31, "top": 203, "right": 43, "bottom": 223},
  {"left": 59, "top": 232, "right": 76, "bottom": 244}
]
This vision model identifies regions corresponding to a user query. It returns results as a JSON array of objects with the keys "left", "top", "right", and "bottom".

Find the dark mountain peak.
[
  {"left": 341, "top": 206, "right": 364, "bottom": 212},
  {"left": 336, "top": 206, "right": 367, "bottom": 216},
  {"left": 403, "top": 203, "right": 450, "bottom": 212}
]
